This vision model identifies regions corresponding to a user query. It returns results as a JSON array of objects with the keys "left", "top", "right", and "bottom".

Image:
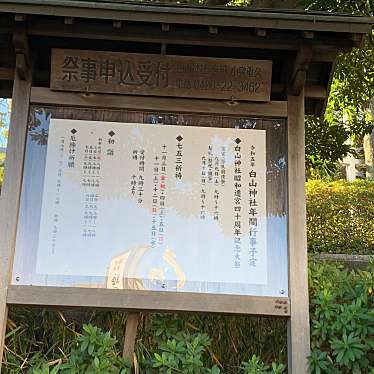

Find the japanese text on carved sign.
[{"left": 51, "top": 49, "right": 272, "bottom": 102}]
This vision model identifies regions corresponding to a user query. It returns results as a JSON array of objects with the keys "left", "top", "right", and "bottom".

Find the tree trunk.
[
  {"left": 363, "top": 99, "right": 374, "bottom": 180},
  {"left": 363, "top": 130, "right": 374, "bottom": 180}
]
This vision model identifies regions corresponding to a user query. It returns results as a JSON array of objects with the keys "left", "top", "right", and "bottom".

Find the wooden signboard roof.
[
  {"left": 0, "top": 0, "right": 372, "bottom": 33},
  {"left": 0, "top": 1, "right": 373, "bottom": 115}
]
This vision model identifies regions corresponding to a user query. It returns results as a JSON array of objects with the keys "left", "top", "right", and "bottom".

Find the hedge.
[
  {"left": 3, "top": 261, "right": 373, "bottom": 373},
  {"left": 306, "top": 179, "right": 374, "bottom": 255}
]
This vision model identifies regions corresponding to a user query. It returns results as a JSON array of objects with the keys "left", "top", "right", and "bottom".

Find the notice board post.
[
  {"left": 0, "top": 3, "right": 372, "bottom": 373},
  {"left": 287, "top": 90, "right": 310, "bottom": 373},
  {"left": 0, "top": 29, "right": 32, "bottom": 363}
]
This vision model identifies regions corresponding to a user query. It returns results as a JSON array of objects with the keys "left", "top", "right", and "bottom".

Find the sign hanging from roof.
[{"left": 51, "top": 49, "right": 272, "bottom": 102}]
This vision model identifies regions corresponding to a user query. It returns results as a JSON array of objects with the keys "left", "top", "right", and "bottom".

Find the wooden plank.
[
  {"left": 312, "top": 49, "right": 340, "bottom": 63},
  {"left": 51, "top": 49, "right": 272, "bottom": 102},
  {"left": 7, "top": 285, "right": 290, "bottom": 316},
  {"left": 0, "top": 54, "right": 31, "bottom": 367},
  {"left": 123, "top": 313, "right": 140, "bottom": 366},
  {"left": 0, "top": 68, "right": 14, "bottom": 81},
  {"left": 305, "top": 85, "right": 327, "bottom": 99},
  {"left": 287, "top": 91, "right": 310, "bottom": 374},
  {"left": 24, "top": 20, "right": 354, "bottom": 54},
  {"left": 312, "top": 253, "right": 373, "bottom": 270},
  {"left": 272, "top": 84, "right": 327, "bottom": 99},
  {"left": 26, "top": 26, "right": 299, "bottom": 52},
  {"left": 30, "top": 87, "right": 287, "bottom": 117}
]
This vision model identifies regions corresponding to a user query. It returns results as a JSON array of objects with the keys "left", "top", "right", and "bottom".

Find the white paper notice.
[{"left": 36, "top": 119, "right": 267, "bottom": 290}]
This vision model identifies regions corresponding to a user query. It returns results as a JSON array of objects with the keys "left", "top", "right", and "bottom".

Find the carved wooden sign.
[{"left": 51, "top": 49, "right": 272, "bottom": 102}]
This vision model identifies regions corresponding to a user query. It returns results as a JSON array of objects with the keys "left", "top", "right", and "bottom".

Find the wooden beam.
[
  {"left": 11, "top": 19, "right": 348, "bottom": 64},
  {"left": 0, "top": 68, "right": 14, "bottom": 81},
  {"left": 0, "top": 3, "right": 371, "bottom": 34},
  {"left": 349, "top": 33, "right": 364, "bottom": 48},
  {"left": 7, "top": 285, "right": 290, "bottom": 316},
  {"left": 0, "top": 52, "right": 32, "bottom": 369},
  {"left": 305, "top": 85, "right": 327, "bottom": 99},
  {"left": 23, "top": 20, "right": 304, "bottom": 51},
  {"left": 289, "top": 44, "right": 313, "bottom": 96},
  {"left": 287, "top": 90, "right": 310, "bottom": 374},
  {"left": 30, "top": 87, "right": 288, "bottom": 117},
  {"left": 313, "top": 253, "right": 373, "bottom": 270},
  {"left": 12, "top": 29, "right": 30, "bottom": 81},
  {"left": 21, "top": 16, "right": 355, "bottom": 56},
  {"left": 123, "top": 313, "right": 140, "bottom": 367},
  {"left": 312, "top": 49, "right": 339, "bottom": 63},
  {"left": 272, "top": 83, "right": 327, "bottom": 99}
]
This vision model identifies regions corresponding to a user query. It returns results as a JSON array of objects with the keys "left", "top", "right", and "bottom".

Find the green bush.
[
  {"left": 305, "top": 116, "right": 351, "bottom": 179},
  {"left": 4, "top": 310, "right": 287, "bottom": 373},
  {"left": 23, "top": 320, "right": 285, "bottom": 374},
  {"left": 240, "top": 355, "right": 286, "bottom": 374},
  {"left": 136, "top": 314, "right": 285, "bottom": 373},
  {"left": 3, "top": 261, "right": 373, "bottom": 373},
  {"left": 143, "top": 326, "right": 221, "bottom": 373},
  {"left": 308, "top": 260, "right": 374, "bottom": 373},
  {"left": 28, "top": 324, "right": 130, "bottom": 373},
  {"left": 306, "top": 179, "right": 374, "bottom": 255}
]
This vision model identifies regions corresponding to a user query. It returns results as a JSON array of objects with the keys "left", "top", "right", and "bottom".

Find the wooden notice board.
[
  {"left": 51, "top": 49, "right": 272, "bottom": 102},
  {"left": 11, "top": 104, "right": 289, "bottom": 316},
  {"left": 2, "top": 3, "right": 371, "bottom": 370},
  {"left": 0, "top": 48, "right": 309, "bottom": 374}
]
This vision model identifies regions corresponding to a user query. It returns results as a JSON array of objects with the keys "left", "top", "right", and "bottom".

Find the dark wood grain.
[{"left": 51, "top": 49, "right": 272, "bottom": 102}]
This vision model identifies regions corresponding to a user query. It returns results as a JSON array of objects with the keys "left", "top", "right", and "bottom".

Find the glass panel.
[{"left": 12, "top": 107, "right": 288, "bottom": 297}]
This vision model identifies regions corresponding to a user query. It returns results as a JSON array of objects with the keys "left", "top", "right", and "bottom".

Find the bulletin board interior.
[{"left": 10, "top": 105, "right": 289, "bottom": 316}]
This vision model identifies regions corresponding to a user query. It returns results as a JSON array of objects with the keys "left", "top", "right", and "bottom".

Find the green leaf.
[{"left": 94, "top": 356, "right": 100, "bottom": 368}]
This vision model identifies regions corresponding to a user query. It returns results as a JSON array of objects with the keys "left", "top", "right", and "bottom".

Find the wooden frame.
[
  {"left": 30, "top": 87, "right": 287, "bottom": 117},
  {"left": 12, "top": 87, "right": 290, "bottom": 310},
  {"left": 7, "top": 286, "right": 290, "bottom": 316},
  {"left": 0, "top": 54, "right": 32, "bottom": 363},
  {"left": 0, "top": 85, "right": 313, "bottom": 373}
]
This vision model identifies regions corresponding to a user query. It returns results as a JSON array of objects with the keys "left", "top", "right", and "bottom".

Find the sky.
[{"left": 0, "top": 99, "right": 10, "bottom": 148}]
